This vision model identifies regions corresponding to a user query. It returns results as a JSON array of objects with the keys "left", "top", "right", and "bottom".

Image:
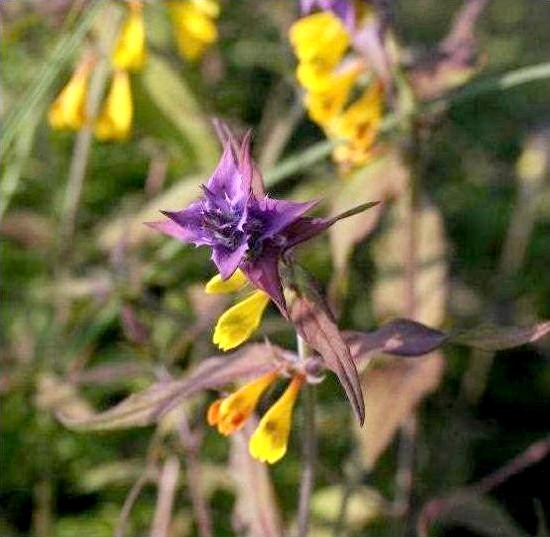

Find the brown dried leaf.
[
  {"left": 357, "top": 353, "right": 444, "bottom": 469},
  {"left": 230, "top": 421, "right": 283, "bottom": 537},
  {"left": 329, "top": 152, "right": 407, "bottom": 274},
  {"left": 0, "top": 210, "right": 54, "bottom": 249},
  {"left": 353, "top": 197, "right": 448, "bottom": 466},
  {"left": 408, "top": 0, "right": 487, "bottom": 101},
  {"left": 36, "top": 374, "right": 95, "bottom": 422},
  {"left": 57, "top": 344, "right": 280, "bottom": 431},
  {"left": 372, "top": 197, "right": 448, "bottom": 326}
]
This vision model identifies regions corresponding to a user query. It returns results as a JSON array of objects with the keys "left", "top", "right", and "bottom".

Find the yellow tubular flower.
[
  {"left": 95, "top": 70, "right": 133, "bottom": 141},
  {"left": 249, "top": 376, "right": 304, "bottom": 464},
  {"left": 48, "top": 60, "right": 93, "bottom": 131},
  {"left": 168, "top": 0, "right": 219, "bottom": 61},
  {"left": 205, "top": 269, "right": 248, "bottom": 294},
  {"left": 304, "top": 66, "right": 362, "bottom": 126},
  {"left": 112, "top": 1, "right": 146, "bottom": 72},
  {"left": 207, "top": 371, "right": 278, "bottom": 436},
  {"left": 330, "top": 81, "right": 383, "bottom": 169},
  {"left": 213, "top": 290, "right": 270, "bottom": 351},
  {"left": 289, "top": 12, "right": 349, "bottom": 71}
]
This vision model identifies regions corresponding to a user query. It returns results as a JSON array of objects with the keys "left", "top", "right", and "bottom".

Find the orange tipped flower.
[
  {"left": 48, "top": 58, "right": 93, "bottom": 131},
  {"left": 249, "top": 375, "right": 304, "bottom": 464},
  {"left": 113, "top": 1, "right": 146, "bottom": 71},
  {"left": 207, "top": 371, "right": 278, "bottom": 436}
]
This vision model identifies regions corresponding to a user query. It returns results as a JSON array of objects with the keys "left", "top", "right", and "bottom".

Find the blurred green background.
[{"left": 1, "top": 1, "right": 549, "bottom": 536}]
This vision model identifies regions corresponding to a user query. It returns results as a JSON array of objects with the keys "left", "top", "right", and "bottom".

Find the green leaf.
[{"left": 141, "top": 54, "right": 219, "bottom": 171}]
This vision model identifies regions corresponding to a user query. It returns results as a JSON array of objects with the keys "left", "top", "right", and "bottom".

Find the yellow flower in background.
[
  {"left": 112, "top": 1, "right": 146, "bottom": 72},
  {"left": 290, "top": 9, "right": 387, "bottom": 172},
  {"left": 330, "top": 81, "right": 383, "bottom": 170},
  {"left": 207, "top": 371, "right": 278, "bottom": 436},
  {"left": 249, "top": 375, "right": 304, "bottom": 464},
  {"left": 48, "top": 59, "right": 93, "bottom": 131},
  {"left": 304, "top": 65, "right": 361, "bottom": 126},
  {"left": 95, "top": 70, "right": 133, "bottom": 141},
  {"left": 213, "top": 290, "right": 271, "bottom": 351},
  {"left": 289, "top": 12, "right": 349, "bottom": 71},
  {"left": 168, "top": 0, "right": 220, "bottom": 61}
]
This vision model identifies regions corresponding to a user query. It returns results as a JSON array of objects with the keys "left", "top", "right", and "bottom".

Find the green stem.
[{"left": 297, "top": 336, "right": 316, "bottom": 537}]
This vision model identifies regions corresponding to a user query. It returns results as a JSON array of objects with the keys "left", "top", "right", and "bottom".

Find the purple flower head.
[
  {"left": 147, "top": 127, "right": 332, "bottom": 315},
  {"left": 300, "top": 0, "right": 358, "bottom": 29}
]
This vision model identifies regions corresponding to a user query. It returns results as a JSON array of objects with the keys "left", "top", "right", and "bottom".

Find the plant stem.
[
  {"left": 150, "top": 456, "right": 181, "bottom": 537},
  {"left": 178, "top": 416, "right": 213, "bottom": 537},
  {"left": 59, "top": 8, "right": 120, "bottom": 251},
  {"left": 297, "top": 336, "right": 316, "bottom": 537}
]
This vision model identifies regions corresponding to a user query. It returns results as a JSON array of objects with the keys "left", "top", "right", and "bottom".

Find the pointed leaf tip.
[
  {"left": 330, "top": 201, "right": 381, "bottom": 225},
  {"left": 450, "top": 321, "right": 550, "bottom": 351}
]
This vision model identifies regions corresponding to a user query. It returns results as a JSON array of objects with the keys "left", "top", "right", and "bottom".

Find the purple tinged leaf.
[
  {"left": 238, "top": 129, "right": 265, "bottom": 198},
  {"left": 352, "top": 15, "right": 393, "bottom": 89},
  {"left": 241, "top": 251, "right": 287, "bottom": 316},
  {"left": 145, "top": 214, "right": 207, "bottom": 245},
  {"left": 346, "top": 318, "right": 550, "bottom": 364},
  {"left": 346, "top": 318, "right": 448, "bottom": 361},
  {"left": 284, "top": 265, "right": 365, "bottom": 424},
  {"left": 450, "top": 322, "right": 550, "bottom": 351},
  {"left": 258, "top": 198, "right": 320, "bottom": 240},
  {"left": 57, "top": 344, "right": 280, "bottom": 431},
  {"left": 300, "top": 0, "right": 357, "bottom": 29}
]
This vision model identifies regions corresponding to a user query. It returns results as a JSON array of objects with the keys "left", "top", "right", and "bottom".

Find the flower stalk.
[{"left": 297, "top": 336, "right": 316, "bottom": 537}]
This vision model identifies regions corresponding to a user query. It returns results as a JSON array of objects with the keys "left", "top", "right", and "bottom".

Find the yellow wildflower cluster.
[
  {"left": 289, "top": 11, "right": 384, "bottom": 172},
  {"left": 168, "top": 0, "right": 220, "bottom": 61},
  {"left": 205, "top": 269, "right": 271, "bottom": 352},
  {"left": 208, "top": 372, "right": 304, "bottom": 464},
  {"left": 49, "top": 0, "right": 219, "bottom": 140}
]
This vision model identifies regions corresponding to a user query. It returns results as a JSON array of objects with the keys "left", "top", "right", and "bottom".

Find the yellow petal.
[
  {"left": 112, "top": 2, "right": 146, "bottom": 71},
  {"left": 189, "top": 0, "right": 220, "bottom": 18},
  {"left": 209, "top": 371, "right": 278, "bottom": 436},
  {"left": 213, "top": 290, "right": 270, "bottom": 351},
  {"left": 289, "top": 12, "right": 349, "bottom": 70},
  {"left": 304, "top": 66, "right": 361, "bottom": 126},
  {"left": 205, "top": 269, "right": 248, "bottom": 294},
  {"left": 48, "top": 61, "right": 92, "bottom": 131},
  {"left": 95, "top": 70, "right": 133, "bottom": 141},
  {"left": 249, "top": 376, "right": 304, "bottom": 464},
  {"left": 168, "top": 0, "right": 219, "bottom": 61},
  {"left": 329, "top": 82, "right": 383, "bottom": 169}
]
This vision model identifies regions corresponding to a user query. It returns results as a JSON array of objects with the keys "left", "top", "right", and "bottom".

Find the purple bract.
[{"left": 148, "top": 128, "right": 331, "bottom": 314}]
